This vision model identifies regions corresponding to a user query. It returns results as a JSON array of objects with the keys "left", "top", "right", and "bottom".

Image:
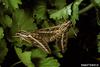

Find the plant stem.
[
  {"left": 79, "top": 3, "right": 94, "bottom": 14},
  {"left": 10, "top": 61, "right": 22, "bottom": 67}
]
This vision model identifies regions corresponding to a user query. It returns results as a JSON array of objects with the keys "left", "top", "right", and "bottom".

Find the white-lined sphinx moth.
[{"left": 15, "top": 21, "right": 71, "bottom": 54}]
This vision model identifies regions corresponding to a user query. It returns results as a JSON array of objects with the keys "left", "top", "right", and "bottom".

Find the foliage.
[
  {"left": 11, "top": 9, "right": 37, "bottom": 33},
  {"left": 0, "top": 39, "right": 8, "bottom": 64},
  {"left": 71, "top": 0, "right": 83, "bottom": 26},
  {"left": 0, "top": 27, "right": 8, "bottom": 64},
  {"left": 2, "top": 0, "right": 22, "bottom": 10},
  {"left": 0, "top": 0, "right": 100, "bottom": 67},
  {"left": 15, "top": 47, "right": 59, "bottom": 67},
  {"left": 50, "top": 4, "right": 72, "bottom": 21},
  {"left": 33, "top": 0, "right": 47, "bottom": 21},
  {"left": 15, "top": 47, "right": 35, "bottom": 67},
  {"left": 31, "top": 48, "right": 47, "bottom": 58},
  {"left": 40, "top": 57, "right": 60, "bottom": 67},
  {"left": 97, "top": 33, "right": 100, "bottom": 53},
  {"left": 0, "top": 27, "right": 4, "bottom": 40},
  {"left": 92, "top": 0, "right": 100, "bottom": 7}
]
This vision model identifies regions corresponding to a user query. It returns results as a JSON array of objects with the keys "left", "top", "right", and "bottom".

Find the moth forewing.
[
  {"left": 15, "top": 31, "right": 52, "bottom": 54},
  {"left": 28, "top": 35, "right": 51, "bottom": 54},
  {"left": 37, "top": 21, "right": 71, "bottom": 34},
  {"left": 15, "top": 32, "right": 33, "bottom": 44},
  {"left": 49, "top": 21, "right": 71, "bottom": 42},
  {"left": 15, "top": 20, "right": 71, "bottom": 54}
]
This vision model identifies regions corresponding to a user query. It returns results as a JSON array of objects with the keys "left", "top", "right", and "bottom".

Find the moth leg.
[
  {"left": 61, "top": 33, "right": 64, "bottom": 53},
  {"left": 41, "top": 38, "right": 51, "bottom": 54},
  {"left": 28, "top": 35, "right": 50, "bottom": 54},
  {"left": 35, "top": 42, "right": 51, "bottom": 54},
  {"left": 63, "top": 32, "right": 69, "bottom": 53},
  {"left": 13, "top": 34, "right": 32, "bottom": 44},
  {"left": 54, "top": 38, "right": 62, "bottom": 52}
]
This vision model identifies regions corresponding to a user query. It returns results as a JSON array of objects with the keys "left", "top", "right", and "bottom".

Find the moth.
[{"left": 15, "top": 21, "right": 71, "bottom": 54}]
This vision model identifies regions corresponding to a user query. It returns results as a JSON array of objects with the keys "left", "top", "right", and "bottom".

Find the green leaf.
[
  {"left": 96, "top": 58, "right": 100, "bottom": 61},
  {"left": 71, "top": 0, "right": 83, "bottom": 26},
  {"left": 68, "top": 27, "right": 78, "bottom": 38},
  {"left": 92, "top": 0, "right": 100, "bottom": 7},
  {"left": 40, "top": 57, "right": 60, "bottom": 67},
  {"left": 11, "top": 10, "right": 37, "bottom": 47},
  {"left": 0, "top": 27, "right": 4, "bottom": 40},
  {"left": 0, "top": 15, "right": 12, "bottom": 28},
  {"left": 97, "top": 33, "right": 100, "bottom": 39},
  {"left": 0, "top": 39, "right": 8, "bottom": 64},
  {"left": 96, "top": 9, "right": 100, "bottom": 26},
  {"left": 2, "top": 0, "right": 22, "bottom": 10},
  {"left": 54, "top": 0, "right": 66, "bottom": 9},
  {"left": 3, "top": 15, "right": 12, "bottom": 27},
  {"left": 31, "top": 48, "right": 47, "bottom": 59},
  {"left": 97, "top": 33, "right": 100, "bottom": 53},
  {"left": 98, "top": 46, "right": 100, "bottom": 53},
  {"left": 14, "top": 47, "right": 35, "bottom": 67},
  {"left": 53, "top": 45, "right": 63, "bottom": 58},
  {"left": 50, "top": 4, "right": 72, "bottom": 20},
  {"left": 42, "top": 21, "right": 50, "bottom": 28},
  {"left": 33, "top": 1, "right": 46, "bottom": 21},
  {"left": 11, "top": 9, "right": 37, "bottom": 34}
]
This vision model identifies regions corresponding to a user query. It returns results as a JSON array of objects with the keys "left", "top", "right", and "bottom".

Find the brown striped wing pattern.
[{"left": 15, "top": 21, "right": 71, "bottom": 54}]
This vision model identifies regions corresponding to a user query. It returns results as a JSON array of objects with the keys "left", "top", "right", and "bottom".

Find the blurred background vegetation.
[{"left": 0, "top": 0, "right": 100, "bottom": 67}]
